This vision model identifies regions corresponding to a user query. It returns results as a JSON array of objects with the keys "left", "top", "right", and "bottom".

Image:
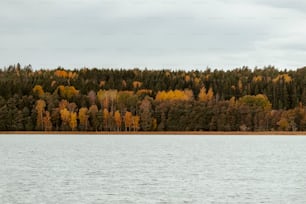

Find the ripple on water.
[{"left": 0, "top": 135, "right": 306, "bottom": 203}]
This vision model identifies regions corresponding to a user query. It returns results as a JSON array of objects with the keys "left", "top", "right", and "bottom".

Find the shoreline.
[{"left": 0, "top": 131, "right": 305, "bottom": 135}]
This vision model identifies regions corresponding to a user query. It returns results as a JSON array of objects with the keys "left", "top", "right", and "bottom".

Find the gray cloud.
[
  {"left": 0, "top": 0, "right": 305, "bottom": 70},
  {"left": 248, "top": 0, "right": 306, "bottom": 13}
]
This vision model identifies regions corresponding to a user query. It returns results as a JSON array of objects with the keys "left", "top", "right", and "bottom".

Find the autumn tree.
[
  {"left": 103, "top": 108, "right": 109, "bottom": 130},
  {"left": 69, "top": 112, "right": 77, "bottom": 131},
  {"left": 88, "top": 90, "right": 96, "bottom": 105},
  {"left": 132, "top": 115, "right": 140, "bottom": 131},
  {"left": 124, "top": 111, "right": 132, "bottom": 131},
  {"left": 35, "top": 99, "right": 46, "bottom": 130},
  {"left": 60, "top": 108, "right": 70, "bottom": 130},
  {"left": 97, "top": 89, "right": 105, "bottom": 109},
  {"left": 57, "top": 85, "right": 79, "bottom": 99},
  {"left": 140, "top": 97, "right": 153, "bottom": 131},
  {"left": 198, "top": 86, "right": 214, "bottom": 102},
  {"left": 78, "top": 107, "right": 89, "bottom": 131},
  {"left": 43, "top": 111, "right": 53, "bottom": 131},
  {"left": 114, "top": 110, "right": 122, "bottom": 131},
  {"left": 33, "top": 85, "right": 44, "bottom": 98}
]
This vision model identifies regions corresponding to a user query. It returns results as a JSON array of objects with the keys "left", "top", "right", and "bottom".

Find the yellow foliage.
[
  {"left": 33, "top": 85, "right": 44, "bottom": 98},
  {"left": 155, "top": 91, "right": 167, "bottom": 101},
  {"left": 132, "top": 115, "right": 140, "bottom": 131},
  {"left": 78, "top": 107, "right": 88, "bottom": 128},
  {"left": 68, "top": 71, "right": 78, "bottom": 79},
  {"left": 198, "top": 87, "right": 214, "bottom": 102},
  {"left": 43, "top": 111, "right": 52, "bottom": 131},
  {"left": 272, "top": 74, "right": 292, "bottom": 83},
  {"left": 60, "top": 108, "right": 70, "bottom": 124},
  {"left": 198, "top": 87, "right": 207, "bottom": 101},
  {"left": 97, "top": 89, "right": 106, "bottom": 106},
  {"left": 89, "top": 105, "right": 98, "bottom": 115},
  {"left": 277, "top": 118, "right": 289, "bottom": 131},
  {"left": 54, "top": 70, "right": 78, "bottom": 79},
  {"left": 69, "top": 112, "right": 77, "bottom": 130},
  {"left": 207, "top": 88, "right": 214, "bottom": 101},
  {"left": 35, "top": 99, "right": 46, "bottom": 112},
  {"left": 155, "top": 89, "right": 193, "bottom": 101},
  {"left": 239, "top": 94, "right": 272, "bottom": 110},
  {"left": 125, "top": 111, "right": 133, "bottom": 130},
  {"left": 57, "top": 85, "right": 79, "bottom": 99}
]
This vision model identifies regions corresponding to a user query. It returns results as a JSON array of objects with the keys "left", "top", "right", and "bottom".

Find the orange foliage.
[
  {"left": 136, "top": 89, "right": 152, "bottom": 96},
  {"left": 54, "top": 70, "right": 78, "bottom": 79},
  {"left": 114, "top": 110, "right": 122, "bottom": 130},
  {"left": 54, "top": 70, "right": 68, "bottom": 78},
  {"left": 253, "top": 76, "right": 263, "bottom": 82},
  {"left": 99, "top": 80, "right": 106, "bottom": 87},
  {"left": 132, "top": 81, "right": 142, "bottom": 89}
]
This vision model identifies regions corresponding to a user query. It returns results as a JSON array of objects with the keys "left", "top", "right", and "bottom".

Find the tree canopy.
[{"left": 0, "top": 64, "right": 305, "bottom": 132}]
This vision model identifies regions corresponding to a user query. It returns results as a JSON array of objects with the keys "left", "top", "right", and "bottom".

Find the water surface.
[{"left": 0, "top": 134, "right": 306, "bottom": 203}]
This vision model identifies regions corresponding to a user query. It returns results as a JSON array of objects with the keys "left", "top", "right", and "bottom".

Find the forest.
[{"left": 0, "top": 63, "right": 305, "bottom": 132}]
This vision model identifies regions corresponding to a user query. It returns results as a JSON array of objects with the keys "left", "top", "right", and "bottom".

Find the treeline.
[{"left": 0, "top": 63, "right": 305, "bottom": 131}]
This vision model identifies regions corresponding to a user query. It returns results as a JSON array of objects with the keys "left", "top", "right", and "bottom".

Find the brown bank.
[{"left": 0, "top": 131, "right": 305, "bottom": 135}]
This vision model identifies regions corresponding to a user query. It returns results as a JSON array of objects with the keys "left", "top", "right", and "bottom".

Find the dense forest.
[{"left": 0, "top": 63, "right": 305, "bottom": 132}]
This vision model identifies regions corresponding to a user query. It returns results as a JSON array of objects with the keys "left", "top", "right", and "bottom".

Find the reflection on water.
[{"left": 0, "top": 135, "right": 306, "bottom": 203}]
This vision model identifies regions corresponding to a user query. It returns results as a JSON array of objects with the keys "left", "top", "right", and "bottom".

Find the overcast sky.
[{"left": 1, "top": 0, "right": 306, "bottom": 70}]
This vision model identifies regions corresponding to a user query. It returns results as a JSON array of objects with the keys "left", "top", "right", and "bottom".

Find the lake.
[{"left": 0, "top": 134, "right": 306, "bottom": 203}]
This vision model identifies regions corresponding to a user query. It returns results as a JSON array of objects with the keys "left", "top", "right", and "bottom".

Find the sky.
[{"left": 1, "top": 0, "right": 306, "bottom": 70}]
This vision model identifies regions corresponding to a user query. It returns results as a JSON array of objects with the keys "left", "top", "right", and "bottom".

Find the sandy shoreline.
[{"left": 0, "top": 131, "right": 305, "bottom": 135}]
